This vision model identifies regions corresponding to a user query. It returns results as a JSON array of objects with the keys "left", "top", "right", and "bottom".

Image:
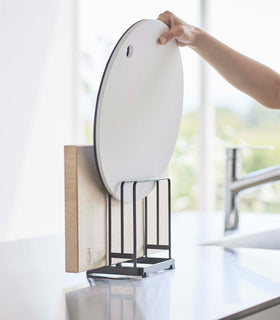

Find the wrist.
[{"left": 188, "top": 27, "right": 205, "bottom": 49}]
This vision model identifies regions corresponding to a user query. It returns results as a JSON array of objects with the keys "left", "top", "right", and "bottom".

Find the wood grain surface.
[{"left": 64, "top": 145, "right": 168, "bottom": 272}]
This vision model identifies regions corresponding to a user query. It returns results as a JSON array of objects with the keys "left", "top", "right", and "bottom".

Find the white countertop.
[{"left": 1, "top": 211, "right": 280, "bottom": 319}]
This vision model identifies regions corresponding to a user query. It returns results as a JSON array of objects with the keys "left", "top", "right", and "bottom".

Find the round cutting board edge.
[
  {"left": 93, "top": 19, "right": 183, "bottom": 202},
  {"left": 93, "top": 21, "right": 148, "bottom": 200}
]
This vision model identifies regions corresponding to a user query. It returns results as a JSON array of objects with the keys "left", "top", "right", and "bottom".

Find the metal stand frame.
[{"left": 87, "top": 178, "right": 175, "bottom": 278}]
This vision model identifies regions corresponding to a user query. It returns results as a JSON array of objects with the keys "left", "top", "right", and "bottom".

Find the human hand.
[{"left": 157, "top": 11, "right": 199, "bottom": 47}]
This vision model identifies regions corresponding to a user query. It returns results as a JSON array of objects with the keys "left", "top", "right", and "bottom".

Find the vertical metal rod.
[
  {"left": 144, "top": 196, "right": 148, "bottom": 257},
  {"left": 133, "top": 182, "right": 138, "bottom": 268},
  {"left": 224, "top": 148, "right": 241, "bottom": 231},
  {"left": 121, "top": 182, "right": 125, "bottom": 254},
  {"left": 156, "top": 180, "right": 160, "bottom": 246},
  {"left": 167, "top": 179, "right": 171, "bottom": 259},
  {"left": 108, "top": 194, "right": 112, "bottom": 266}
]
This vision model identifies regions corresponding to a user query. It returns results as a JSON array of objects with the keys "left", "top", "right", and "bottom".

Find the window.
[
  {"left": 210, "top": 0, "right": 280, "bottom": 213},
  {"left": 79, "top": 1, "right": 280, "bottom": 214},
  {"left": 79, "top": 0, "right": 200, "bottom": 212}
]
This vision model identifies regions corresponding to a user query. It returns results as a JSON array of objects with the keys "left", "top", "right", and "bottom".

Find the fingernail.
[{"left": 159, "top": 37, "right": 166, "bottom": 44}]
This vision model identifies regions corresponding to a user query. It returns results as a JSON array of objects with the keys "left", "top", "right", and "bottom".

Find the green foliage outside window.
[
  {"left": 85, "top": 101, "right": 280, "bottom": 214},
  {"left": 169, "top": 104, "right": 280, "bottom": 213}
]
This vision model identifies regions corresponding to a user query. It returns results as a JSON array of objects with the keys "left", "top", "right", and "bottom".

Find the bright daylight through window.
[
  {"left": 79, "top": 0, "right": 280, "bottom": 214},
  {"left": 210, "top": 0, "right": 280, "bottom": 213}
]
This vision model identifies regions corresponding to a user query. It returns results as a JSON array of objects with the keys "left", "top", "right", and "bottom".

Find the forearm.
[{"left": 192, "top": 29, "right": 280, "bottom": 109}]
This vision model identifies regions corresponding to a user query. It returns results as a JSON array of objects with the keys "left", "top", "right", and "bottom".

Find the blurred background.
[{"left": 1, "top": 0, "right": 280, "bottom": 241}]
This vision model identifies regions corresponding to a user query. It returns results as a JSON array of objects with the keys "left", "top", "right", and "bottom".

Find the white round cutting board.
[{"left": 94, "top": 19, "right": 184, "bottom": 202}]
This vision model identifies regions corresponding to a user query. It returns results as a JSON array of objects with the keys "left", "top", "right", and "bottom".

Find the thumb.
[{"left": 158, "top": 28, "right": 180, "bottom": 45}]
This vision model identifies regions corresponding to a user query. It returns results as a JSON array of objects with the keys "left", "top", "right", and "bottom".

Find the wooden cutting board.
[{"left": 64, "top": 145, "right": 169, "bottom": 272}]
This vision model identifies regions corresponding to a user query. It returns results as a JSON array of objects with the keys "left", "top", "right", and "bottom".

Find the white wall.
[{"left": 0, "top": 0, "right": 76, "bottom": 241}]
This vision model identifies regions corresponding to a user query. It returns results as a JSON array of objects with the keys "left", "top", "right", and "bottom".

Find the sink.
[{"left": 202, "top": 228, "right": 280, "bottom": 250}]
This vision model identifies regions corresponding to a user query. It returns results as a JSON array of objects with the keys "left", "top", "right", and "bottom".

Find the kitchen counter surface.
[{"left": 1, "top": 211, "right": 280, "bottom": 320}]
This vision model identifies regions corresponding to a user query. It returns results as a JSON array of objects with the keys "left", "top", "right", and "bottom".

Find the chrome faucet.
[{"left": 224, "top": 147, "right": 280, "bottom": 231}]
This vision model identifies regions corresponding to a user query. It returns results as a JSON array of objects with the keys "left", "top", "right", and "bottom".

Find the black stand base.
[
  {"left": 87, "top": 178, "right": 174, "bottom": 279},
  {"left": 87, "top": 257, "right": 175, "bottom": 278}
]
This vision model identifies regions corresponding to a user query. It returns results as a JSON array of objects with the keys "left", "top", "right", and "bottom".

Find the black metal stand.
[{"left": 87, "top": 178, "right": 175, "bottom": 278}]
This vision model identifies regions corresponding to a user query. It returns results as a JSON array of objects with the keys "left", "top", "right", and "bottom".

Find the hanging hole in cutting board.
[{"left": 126, "top": 45, "right": 133, "bottom": 58}]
